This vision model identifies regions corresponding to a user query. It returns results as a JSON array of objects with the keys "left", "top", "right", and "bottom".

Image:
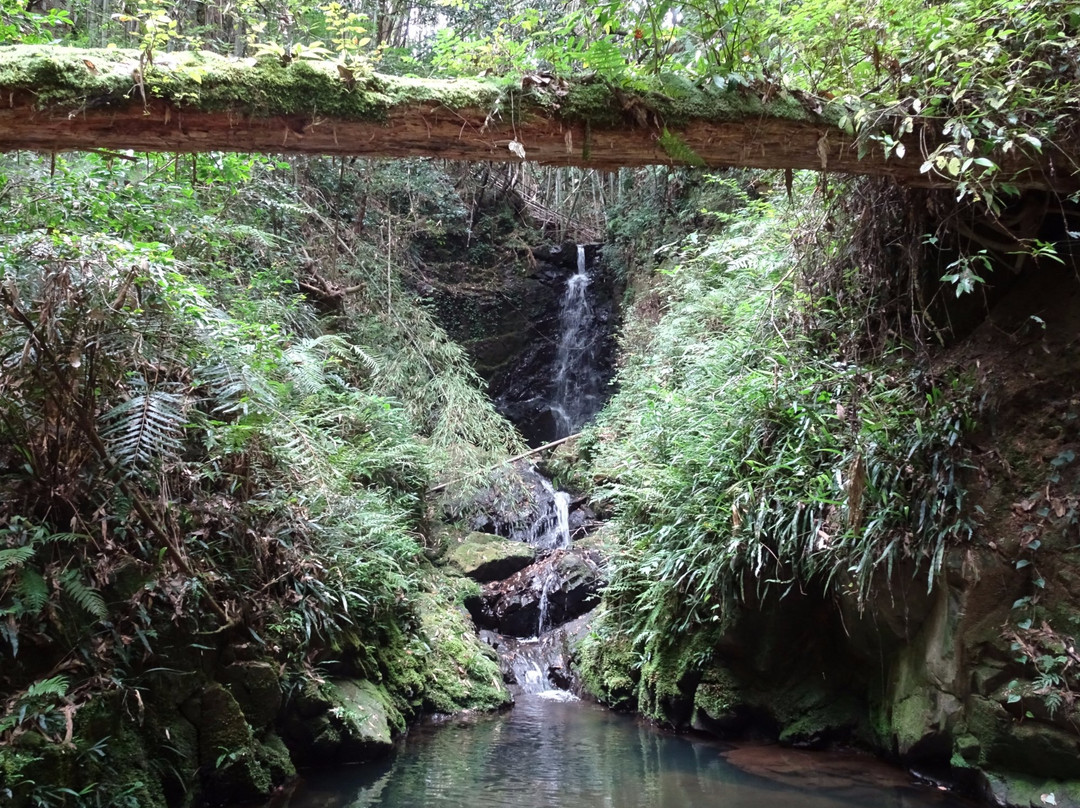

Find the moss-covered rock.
[
  {"left": 222, "top": 661, "right": 282, "bottom": 731},
  {"left": 447, "top": 532, "right": 536, "bottom": 582},
  {"left": 414, "top": 578, "right": 511, "bottom": 714},
  {"left": 283, "top": 678, "right": 401, "bottom": 765},
  {"left": 182, "top": 682, "right": 283, "bottom": 805},
  {"left": 982, "top": 771, "right": 1080, "bottom": 808}
]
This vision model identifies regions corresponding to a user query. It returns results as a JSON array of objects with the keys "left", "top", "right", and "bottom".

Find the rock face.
[
  {"left": 463, "top": 463, "right": 575, "bottom": 550},
  {"left": 425, "top": 241, "right": 619, "bottom": 446},
  {"left": 181, "top": 682, "right": 295, "bottom": 805},
  {"left": 466, "top": 549, "right": 602, "bottom": 638},
  {"left": 491, "top": 243, "right": 619, "bottom": 445}
]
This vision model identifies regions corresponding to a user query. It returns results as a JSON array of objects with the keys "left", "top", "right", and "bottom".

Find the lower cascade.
[{"left": 450, "top": 462, "right": 601, "bottom": 699}]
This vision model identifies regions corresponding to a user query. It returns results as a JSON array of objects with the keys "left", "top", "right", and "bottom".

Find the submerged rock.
[{"left": 447, "top": 531, "right": 537, "bottom": 582}]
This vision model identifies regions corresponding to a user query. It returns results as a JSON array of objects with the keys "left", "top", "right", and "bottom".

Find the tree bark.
[{"left": 0, "top": 45, "right": 1074, "bottom": 191}]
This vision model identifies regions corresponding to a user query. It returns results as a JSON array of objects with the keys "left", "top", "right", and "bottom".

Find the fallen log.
[{"left": 0, "top": 44, "right": 1074, "bottom": 191}]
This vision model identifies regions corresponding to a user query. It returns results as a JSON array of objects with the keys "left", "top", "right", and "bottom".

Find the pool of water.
[{"left": 275, "top": 696, "right": 974, "bottom": 808}]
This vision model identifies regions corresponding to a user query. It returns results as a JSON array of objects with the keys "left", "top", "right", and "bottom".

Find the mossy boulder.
[
  {"left": 183, "top": 682, "right": 281, "bottom": 804},
  {"left": 448, "top": 532, "right": 537, "bottom": 582},
  {"left": 222, "top": 660, "right": 282, "bottom": 731},
  {"left": 283, "top": 678, "right": 401, "bottom": 765},
  {"left": 414, "top": 583, "right": 511, "bottom": 714},
  {"left": 982, "top": 772, "right": 1080, "bottom": 808}
]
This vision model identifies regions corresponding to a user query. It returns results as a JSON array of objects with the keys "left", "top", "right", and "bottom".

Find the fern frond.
[
  {"left": 16, "top": 568, "right": 48, "bottom": 613},
  {"left": 285, "top": 335, "right": 379, "bottom": 398},
  {"left": 0, "top": 545, "right": 35, "bottom": 571},
  {"left": 59, "top": 570, "right": 108, "bottom": 621},
  {"left": 658, "top": 128, "right": 705, "bottom": 167},
  {"left": 101, "top": 381, "right": 187, "bottom": 470},
  {"left": 24, "top": 675, "right": 69, "bottom": 701}
]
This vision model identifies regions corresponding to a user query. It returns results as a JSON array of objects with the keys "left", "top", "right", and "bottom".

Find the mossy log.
[{"left": 0, "top": 44, "right": 1073, "bottom": 191}]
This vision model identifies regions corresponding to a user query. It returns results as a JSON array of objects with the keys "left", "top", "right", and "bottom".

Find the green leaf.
[
  {"left": 59, "top": 570, "right": 108, "bottom": 621},
  {"left": 0, "top": 546, "right": 35, "bottom": 571}
]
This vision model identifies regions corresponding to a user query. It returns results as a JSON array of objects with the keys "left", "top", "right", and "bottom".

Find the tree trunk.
[{"left": 0, "top": 45, "right": 1073, "bottom": 192}]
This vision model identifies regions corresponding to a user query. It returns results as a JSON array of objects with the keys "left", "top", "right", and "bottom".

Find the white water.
[
  {"left": 550, "top": 245, "right": 598, "bottom": 438},
  {"left": 535, "top": 565, "right": 558, "bottom": 635},
  {"left": 498, "top": 632, "right": 577, "bottom": 696},
  {"left": 525, "top": 476, "right": 572, "bottom": 551}
]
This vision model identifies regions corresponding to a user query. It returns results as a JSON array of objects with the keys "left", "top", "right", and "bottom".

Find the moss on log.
[{"left": 0, "top": 44, "right": 1072, "bottom": 191}]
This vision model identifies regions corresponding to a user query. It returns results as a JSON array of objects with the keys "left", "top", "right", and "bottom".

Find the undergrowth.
[
  {"left": 580, "top": 173, "right": 979, "bottom": 703},
  {"left": 0, "top": 150, "right": 523, "bottom": 804}
]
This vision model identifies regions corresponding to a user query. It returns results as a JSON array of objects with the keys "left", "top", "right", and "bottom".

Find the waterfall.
[
  {"left": 536, "top": 565, "right": 557, "bottom": 636},
  {"left": 549, "top": 245, "right": 601, "bottom": 439},
  {"left": 493, "top": 632, "right": 579, "bottom": 700},
  {"left": 522, "top": 477, "right": 572, "bottom": 551}
]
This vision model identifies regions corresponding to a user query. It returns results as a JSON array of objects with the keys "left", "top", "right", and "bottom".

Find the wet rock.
[
  {"left": 447, "top": 532, "right": 536, "bottom": 582},
  {"left": 282, "top": 678, "right": 400, "bottom": 765},
  {"left": 466, "top": 549, "right": 601, "bottom": 637},
  {"left": 492, "top": 244, "right": 617, "bottom": 446},
  {"left": 980, "top": 771, "right": 1080, "bottom": 808},
  {"left": 484, "top": 609, "right": 598, "bottom": 694},
  {"left": 464, "top": 464, "right": 569, "bottom": 548}
]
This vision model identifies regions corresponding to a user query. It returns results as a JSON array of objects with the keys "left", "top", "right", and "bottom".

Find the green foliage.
[
  {"left": 583, "top": 174, "right": 977, "bottom": 699},
  {"left": 0, "top": 675, "right": 69, "bottom": 738},
  {"left": 0, "top": 149, "right": 523, "bottom": 747},
  {"left": 0, "top": 1, "right": 72, "bottom": 45},
  {"left": 100, "top": 382, "right": 188, "bottom": 473}
]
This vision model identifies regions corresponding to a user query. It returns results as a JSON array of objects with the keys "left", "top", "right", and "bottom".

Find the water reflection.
[{"left": 279, "top": 697, "right": 972, "bottom": 808}]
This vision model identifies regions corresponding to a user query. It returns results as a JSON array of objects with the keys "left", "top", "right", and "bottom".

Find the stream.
[{"left": 273, "top": 696, "right": 974, "bottom": 808}]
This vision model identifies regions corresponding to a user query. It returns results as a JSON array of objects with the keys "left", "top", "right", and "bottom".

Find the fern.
[
  {"left": 658, "top": 128, "right": 706, "bottom": 167},
  {"left": 0, "top": 545, "right": 35, "bottom": 571},
  {"left": 286, "top": 335, "right": 379, "bottom": 397},
  {"left": 100, "top": 380, "right": 187, "bottom": 470},
  {"left": 24, "top": 675, "right": 69, "bottom": 701},
  {"left": 59, "top": 569, "right": 108, "bottom": 621},
  {"left": 583, "top": 40, "right": 627, "bottom": 79},
  {"left": 16, "top": 568, "right": 48, "bottom": 613}
]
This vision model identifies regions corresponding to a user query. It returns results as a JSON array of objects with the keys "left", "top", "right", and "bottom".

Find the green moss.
[
  {"left": 0, "top": 44, "right": 508, "bottom": 120},
  {"left": 555, "top": 74, "right": 819, "bottom": 130},
  {"left": 0, "top": 44, "right": 830, "bottom": 135},
  {"left": 256, "top": 732, "right": 297, "bottom": 782},
  {"left": 446, "top": 532, "right": 536, "bottom": 582},
  {"left": 324, "top": 679, "right": 401, "bottom": 745},
  {"left": 577, "top": 612, "right": 639, "bottom": 709},
  {"left": 197, "top": 683, "right": 254, "bottom": 765},
  {"left": 693, "top": 668, "right": 742, "bottom": 721},
  {"left": 413, "top": 575, "right": 510, "bottom": 713},
  {"left": 985, "top": 772, "right": 1080, "bottom": 808}
]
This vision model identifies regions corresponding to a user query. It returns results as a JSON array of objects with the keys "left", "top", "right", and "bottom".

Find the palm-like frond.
[{"left": 100, "top": 380, "right": 188, "bottom": 470}]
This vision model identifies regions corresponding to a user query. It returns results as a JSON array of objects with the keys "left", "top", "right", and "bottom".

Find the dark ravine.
[{"left": 489, "top": 243, "right": 619, "bottom": 446}]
